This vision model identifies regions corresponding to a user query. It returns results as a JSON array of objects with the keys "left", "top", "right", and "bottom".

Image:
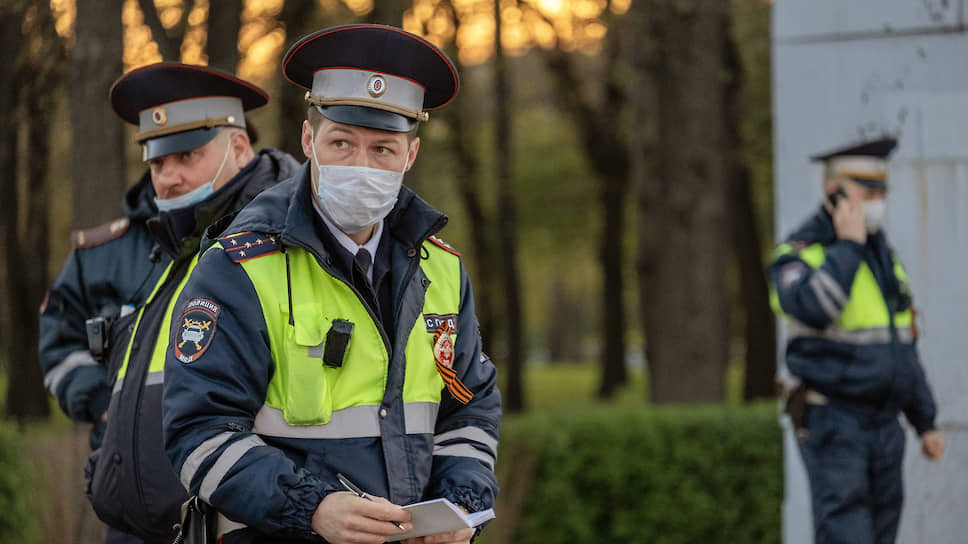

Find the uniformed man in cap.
[
  {"left": 41, "top": 62, "right": 299, "bottom": 544},
  {"left": 769, "top": 137, "right": 945, "bottom": 544},
  {"left": 163, "top": 25, "right": 501, "bottom": 544}
]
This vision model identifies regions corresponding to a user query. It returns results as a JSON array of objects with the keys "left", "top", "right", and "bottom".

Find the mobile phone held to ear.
[{"left": 827, "top": 187, "right": 847, "bottom": 207}]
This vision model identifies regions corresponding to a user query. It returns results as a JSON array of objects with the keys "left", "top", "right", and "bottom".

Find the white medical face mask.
[
  {"left": 864, "top": 199, "right": 887, "bottom": 233},
  {"left": 311, "top": 131, "right": 407, "bottom": 233},
  {"left": 153, "top": 134, "right": 232, "bottom": 213}
]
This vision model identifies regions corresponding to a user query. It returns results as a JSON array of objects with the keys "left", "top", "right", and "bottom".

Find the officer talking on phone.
[{"left": 769, "top": 136, "right": 944, "bottom": 544}]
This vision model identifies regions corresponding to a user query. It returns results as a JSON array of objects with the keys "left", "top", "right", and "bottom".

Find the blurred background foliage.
[{"left": 0, "top": 0, "right": 779, "bottom": 542}]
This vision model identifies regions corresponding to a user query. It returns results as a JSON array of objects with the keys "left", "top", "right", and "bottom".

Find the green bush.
[
  {"left": 485, "top": 403, "right": 782, "bottom": 544},
  {"left": 0, "top": 424, "right": 38, "bottom": 542}
]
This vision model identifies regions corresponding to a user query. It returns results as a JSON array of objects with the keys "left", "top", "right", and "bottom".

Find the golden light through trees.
[{"left": 50, "top": 0, "right": 627, "bottom": 83}]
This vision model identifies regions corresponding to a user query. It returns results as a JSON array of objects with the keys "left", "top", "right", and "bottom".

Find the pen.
[{"left": 336, "top": 472, "right": 405, "bottom": 531}]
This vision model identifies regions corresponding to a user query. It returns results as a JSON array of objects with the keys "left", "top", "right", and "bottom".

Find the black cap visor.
[
  {"left": 316, "top": 104, "right": 415, "bottom": 133},
  {"left": 143, "top": 127, "right": 220, "bottom": 161}
]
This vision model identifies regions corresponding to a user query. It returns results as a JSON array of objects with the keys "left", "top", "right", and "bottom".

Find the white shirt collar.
[{"left": 312, "top": 197, "right": 382, "bottom": 283}]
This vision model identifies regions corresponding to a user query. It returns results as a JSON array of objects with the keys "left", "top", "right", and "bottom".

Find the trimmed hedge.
[
  {"left": 484, "top": 403, "right": 782, "bottom": 544},
  {"left": 0, "top": 424, "right": 38, "bottom": 542}
]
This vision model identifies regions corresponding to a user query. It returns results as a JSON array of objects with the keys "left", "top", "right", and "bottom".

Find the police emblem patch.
[
  {"left": 433, "top": 323, "right": 455, "bottom": 370},
  {"left": 432, "top": 322, "right": 473, "bottom": 404},
  {"left": 367, "top": 75, "right": 387, "bottom": 98},
  {"left": 151, "top": 107, "right": 167, "bottom": 126},
  {"left": 424, "top": 313, "right": 457, "bottom": 334},
  {"left": 173, "top": 298, "right": 220, "bottom": 364}
]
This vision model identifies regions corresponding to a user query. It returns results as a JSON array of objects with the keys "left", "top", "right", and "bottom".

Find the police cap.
[
  {"left": 811, "top": 136, "right": 898, "bottom": 190},
  {"left": 282, "top": 24, "right": 459, "bottom": 133},
  {"left": 110, "top": 62, "right": 268, "bottom": 161}
]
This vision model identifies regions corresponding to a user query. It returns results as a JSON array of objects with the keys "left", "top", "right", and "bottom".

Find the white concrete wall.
[{"left": 773, "top": 2, "right": 968, "bottom": 542}]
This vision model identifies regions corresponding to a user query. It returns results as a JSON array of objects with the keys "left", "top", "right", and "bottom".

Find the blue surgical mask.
[
  {"left": 153, "top": 134, "right": 232, "bottom": 212},
  {"left": 154, "top": 182, "right": 214, "bottom": 212}
]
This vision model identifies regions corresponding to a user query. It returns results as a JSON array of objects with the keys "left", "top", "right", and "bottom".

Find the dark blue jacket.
[
  {"left": 163, "top": 165, "right": 501, "bottom": 541},
  {"left": 39, "top": 171, "right": 166, "bottom": 426},
  {"left": 769, "top": 208, "right": 936, "bottom": 434}
]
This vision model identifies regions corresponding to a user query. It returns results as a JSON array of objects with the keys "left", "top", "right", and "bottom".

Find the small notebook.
[{"left": 387, "top": 498, "right": 495, "bottom": 541}]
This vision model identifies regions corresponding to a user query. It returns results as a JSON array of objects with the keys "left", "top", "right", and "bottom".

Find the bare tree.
[
  {"left": 366, "top": 0, "right": 406, "bottom": 25},
  {"left": 137, "top": 0, "right": 190, "bottom": 61},
  {"left": 543, "top": 24, "right": 631, "bottom": 399},
  {"left": 72, "top": 0, "right": 126, "bottom": 229},
  {"left": 493, "top": 0, "right": 525, "bottom": 413},
  {"left": 208, "top": 0, "right": 243, "bottom": 71},
  {"left": 278, "top": 0, "right": 324, "bottom": 157},
  {"left": 435, "top": 0, "right": 500, "bottom": 377},
  {"left": 723, "top": 10, "right": 776, "bottom": 401},
  {"left": 2, "top": 2, "right": 64, "bottom": 420},
  {"left": 641, "top": 0, "right": 731, "bottom": 403}
]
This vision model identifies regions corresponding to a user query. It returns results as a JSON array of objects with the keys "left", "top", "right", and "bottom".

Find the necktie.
[{"left": 354, "top": 248, "right": 372, "bottom": 284}]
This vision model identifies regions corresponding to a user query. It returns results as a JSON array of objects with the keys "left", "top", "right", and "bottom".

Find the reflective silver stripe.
[
  {"left": 433, "top": 443, "right": 495, "bottom": 470},
  {"left": 112, "top": 375, "right": 124, "bottom": 394},
  {"left": 199, "top": 435, "right": 265, "bottom": 502},
  {"left": 814, "top": 269, "right": 847, "bottom": 306},
  {"left": 808, "top": 274, "right": 841, "bottom": 320},
  {"left": 404, "top": 401, "right": 438, "bottom": 435},
  {"left": 435, "top": 427, "right": 498, "bottom": 457},
  {"left": 145, "top": 370, "right": 164, "bottom": 386},
  {"left": 254, "top": 402, "right": 438, "bottom": 439},
  {"left": 45, "top": 350, "right": 98, "bottom": 394},
  {"left": 216, "top": 513, "right": 247, "bottom": 539},
  {"left": 788, "top": 321, "right": 914, "bottom": 345},
  {"left": 254, "top": 405, "right": 380, "bottom": 439},
  {"left": 180, "top": 432, "right": 234, "bottom": 489}
]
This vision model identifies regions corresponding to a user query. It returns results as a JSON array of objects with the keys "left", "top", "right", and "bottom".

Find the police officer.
[
  {"left": 770, "top": 136, "right": 945, "bottom": 544},
  {"left": 57, "top": 63, "right": 299, "bottom": 544},
  {"left": 163, "top": 25, "right": 501, "bottom": 544},
  {"left": 39, "top": 172, "right": 163, "bottom": 544}
]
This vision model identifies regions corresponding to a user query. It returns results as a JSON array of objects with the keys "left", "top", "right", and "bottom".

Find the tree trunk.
[
  {"left": 437, "top": 2, "right": 499, "bottom": 360},
  {"left": 543, "top": 37, "right": 630, "bottom": 398},
  {"left": 207, "top": 0, "right": 243, "bottom": 72},
  {"left": 722, "top": 14, "right": 776, "bottom": 401},
  {"left": 644, "top": 0, "right": 730, "bottom": 403},
  {"left": 71, "top": 0, "right": 126, "bottom": 229},
  {"left": 365, "top": 1, "right": 405, "bottom": 25},
  {"left": 137, "top": 0, "right": 184, "bottom": 61},
  {"left": 3, "top": 1, "right": 61, "bottom": 420},
  {"left": 278, "top": 0, "right": 321, "bottom": 158},
  {"left": 493, "top": 0, "right": 525, "bottom": 413}
]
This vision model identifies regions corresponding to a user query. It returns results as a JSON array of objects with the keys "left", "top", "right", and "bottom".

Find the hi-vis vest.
[
  {"left": 212, "top": 233, "right": 461, "bottom": 436},
  {"left": 771, "top": 242, "right": 914, "bottom": 345},
  {"left": 115, "top": 256, "right": 200, "bottom": 391}
]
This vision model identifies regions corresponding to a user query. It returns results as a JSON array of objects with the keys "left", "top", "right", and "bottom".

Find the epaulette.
[
  {"left": 428, "top": 235, "right": 461, "bottom": 257},
  {"left": 219, "top": 231, "right": 279, "bottom": 263},
  {"left": 788, "top": 241, "right": 810, "bottom": 253},
  {"left": 71, "top": 217, "right": 130, "bottom": 249}
]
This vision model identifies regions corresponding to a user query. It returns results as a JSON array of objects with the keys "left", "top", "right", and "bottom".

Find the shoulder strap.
[
  {"left": 71, "top": 217, "right": 131, "bottom": 249},
  {"left": 219, "top": 231, "right": 279, "bottom": 263},
  {"left": 428, "top": 235, "right": 461, "bottom": 257}
]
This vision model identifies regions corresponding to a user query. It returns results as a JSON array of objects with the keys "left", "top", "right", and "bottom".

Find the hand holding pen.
[
  {"left": 336, "top": 473, "right": 406, "bottom": 530},
  {"left": 311, "top": 474, "right": 410, "bottom": 543}
]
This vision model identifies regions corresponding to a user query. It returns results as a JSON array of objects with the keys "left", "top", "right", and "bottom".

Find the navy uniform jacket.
[
  {"left": 39, "top": 172, "right": 166, "bottom": 426},
  {"left": 769, "top": 208, "right": 936, "bottom": 434},
  {"left": 163, "top": 166, "right": 501, "bottom": 540}
]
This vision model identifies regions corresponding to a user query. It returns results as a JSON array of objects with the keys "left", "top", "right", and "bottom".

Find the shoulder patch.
[
  {"left": 428, "top": 235, "right": 461, "bottom": 257},
  {"left": 219, "top": 231, "right": 279, "bottom": 263},
  {"left": 173, "top": 298, "right": 220, "bottom": 364},
  {"left": 71, "top": 217, "right": 130, "bottom": 249}
]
